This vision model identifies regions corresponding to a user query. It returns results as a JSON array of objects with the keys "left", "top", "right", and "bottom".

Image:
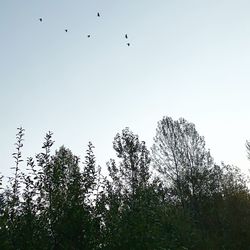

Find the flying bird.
[
  {"left": 97, "top": 12, "right": 100, "bottom": 17},
  {"left": 39, "top": 18, "right": 43, "bottom": 22},
  {"left": 125, "top": 34, "right": 128, "bottom": 39},
  {"left": 127, "top": 43, "right": 130, "bottom": 46},
  {"left": 87, "top": 34, "right": 91, "bottom": 38},
  {"left": 65, "top": 29, "right": 68, "bottom": 32}
]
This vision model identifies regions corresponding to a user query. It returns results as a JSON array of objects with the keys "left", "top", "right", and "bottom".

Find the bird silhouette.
[
  {"left": 97, "top": 12, "right": 100, "bottom": 17},
  {"left": 87, "top": 34, "right": 91, "bottom": 38},
  {"left": 39, "top": 18, "right": 43, "bottom": 22},
  {"left": 65, "top": 29, "right": 68, "bottom": 32},
  {"left": 125, "top": 34, "right": 128, "bottom": 39},
  {"left": 127, "top": 43, "right": 130, "bottom": 46}
]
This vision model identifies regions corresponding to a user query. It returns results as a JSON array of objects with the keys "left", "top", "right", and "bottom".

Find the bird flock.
[{"left": 39, "top": 12, "right": 131, "bottom": 47}]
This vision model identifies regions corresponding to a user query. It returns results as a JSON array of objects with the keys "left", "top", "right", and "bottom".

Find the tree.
[
  {"left": 200, "top": 163, "right": 250, "bottom": 249},
  {"left": 112, "top": 127, "right": 151, "bottom": 195},
  {"left": 6, "top": 127, "right": 25, "bottom": 249},
  {"left": 17, "top": 157, "right": 39, "bottom": 250},
  {"left": 83, "top": 142, "right": 97, "bottom": 201},
  {"left": 2, "top": 121, "right": 250, "bottom": 249},
  {"left": 103, "top": 128, "right": 165, "bottom": 249},
  {"left": 35, "top": 131, "right": 55, "bottom": 249},
  {"left": 81, "top": 142, "right": 102, "bottom": 249},
  {"left": 152, "top": 117, "right": 214, "bottom": 215}
]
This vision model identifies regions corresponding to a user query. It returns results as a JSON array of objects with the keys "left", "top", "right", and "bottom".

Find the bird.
[
  {"left": 125, "top": 34, "right": 128, "bottom": 39},
  {"left": 65, "top": 29, "right": 68, "bottom": 32},
  {"left": 39, "top": 18, "right": 43, "bottom": 22},
  {"left": 127, "top": 43, "right": 130, "bottom": 46},
  {"left": 97, "top": 12, "right": 100, "bottom": 17},
  {"left": 87, "top": 34, "right": 91, "bottom": 38}
]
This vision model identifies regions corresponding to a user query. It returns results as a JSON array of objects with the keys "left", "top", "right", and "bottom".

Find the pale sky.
[{"left": 1, "top": 0, "right": 250, "bottom": 181}]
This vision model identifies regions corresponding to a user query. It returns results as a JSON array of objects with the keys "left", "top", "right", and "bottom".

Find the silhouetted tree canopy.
[{"left": 0, "top": 117, "right": 250, "bottom": 249}]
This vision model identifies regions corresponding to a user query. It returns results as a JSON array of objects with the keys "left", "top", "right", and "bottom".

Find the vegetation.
[{"left": 1, "top": 116, "right": 250, "bottom": 249}]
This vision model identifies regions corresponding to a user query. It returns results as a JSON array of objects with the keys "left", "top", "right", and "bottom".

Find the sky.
[{"left": 1, "top": 0, "right": 250, "bottom": 181}]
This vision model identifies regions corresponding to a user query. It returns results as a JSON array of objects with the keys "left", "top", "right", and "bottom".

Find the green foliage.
[
  {"left": 112, "top": 127, "right": 151, "bottom": 194},
  {"left": 1, "top": 120, "right": 250, "bottom": 249}
]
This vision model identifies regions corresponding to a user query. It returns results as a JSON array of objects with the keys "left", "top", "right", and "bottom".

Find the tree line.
[{"left": 1, "top": 116, "right": 250, "bottom": 249}]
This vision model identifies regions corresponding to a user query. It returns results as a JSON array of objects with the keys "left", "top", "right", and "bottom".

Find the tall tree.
[
  {"left": 6, "top": 127, "right": 25, "bottom": 249},
  {"left": 83, "top": 142, "right": 97, "bottom": 201},
  {"left": 35, "top": 131, "right": 55, "bottom": 249},
  {"left": 103, "top": 128, "right": 161, "bottom": 249},
  {"left": 112, "top": 127, "right": 151, "bottom": 195},
  {"left": 152, "top": 117, "right": 214, "bottom": 214}
]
